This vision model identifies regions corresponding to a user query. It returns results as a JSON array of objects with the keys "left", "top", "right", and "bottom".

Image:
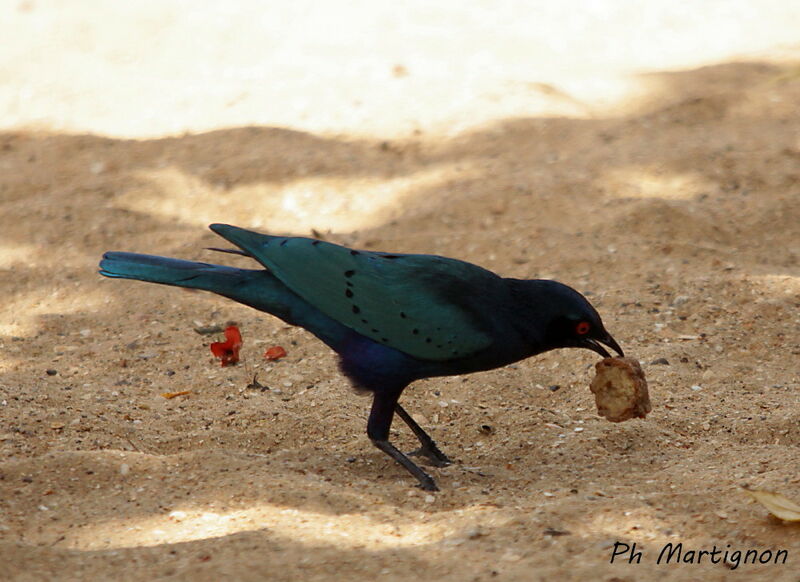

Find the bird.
[{"left": 99, "top": 224, "right": 623, "bottom": 491}]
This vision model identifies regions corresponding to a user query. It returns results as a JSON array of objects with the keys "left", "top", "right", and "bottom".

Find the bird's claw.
[
  {"left": 416, "top": 476, "right": 439, "bottom": 491},
  {"left": 407, "top": 445, "right": 452, "bottom": 467}
]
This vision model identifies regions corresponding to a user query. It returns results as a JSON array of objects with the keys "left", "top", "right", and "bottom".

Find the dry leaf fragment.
[
  {"left": 161, "top": 390, "right": 191, "bottom": 399},
  {"left": 742, "top": 487, "right": 800, "bottom": 522}
]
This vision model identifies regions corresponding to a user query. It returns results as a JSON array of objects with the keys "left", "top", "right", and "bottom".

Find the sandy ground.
[{"left": 1, "top": 2, "right": 799, "bottom": 581}]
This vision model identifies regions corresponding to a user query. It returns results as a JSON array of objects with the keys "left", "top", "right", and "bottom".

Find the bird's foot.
[
  {"left": 416, "top": 475, "right": 439, "bottom": 491},
  {"left": 407, "top": 444, "right": 452, "bottom": 468},
  {"left": 371, "top": 438, "right": 439, "bottom": 491}
]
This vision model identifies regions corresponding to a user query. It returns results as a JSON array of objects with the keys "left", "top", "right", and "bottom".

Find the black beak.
[{"left": 581, "top": 333, "right": 624, "bottom": 358}]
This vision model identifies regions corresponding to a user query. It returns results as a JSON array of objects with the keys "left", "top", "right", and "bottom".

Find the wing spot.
[
  {"left": 345, "top": 289, "right": 354, "bottom": 298},
  {"left": 381, "top": 254, "right": 400, "bottom": 260},
  {"left": 399, "top": 312, "right": 407, "bottom": 319},
  {"left": 344, "top": 270, "right": 356, "bottom": 278},
  {"left": 280, "top": 239, "right": 288, "bottom": 247},
  {"left": 371, "top": 328, "right": 379, "bottom": 333},
  {"left": 381, "top": 337, "right": 389, "bottom": 343},
  {"left": 312, "top": 240, "right": 321, "bottom": 246},
  {"left": 425, "top": 337, "right": 432, "bottom": 343},
  {"left": 350, "top": 250, "right": 360, "bottom": 256},
  {"left": 412, "top": 329, "right": 419, "bottom": 335},
  {"left": 436, "top": 344, "right": 443, "bottom": 349},
  {"left": 346, "top": 281, "right": 354, "bottom": 287},
  {"left": 361, "top": 318, "right": 369, "bottom": 324}
]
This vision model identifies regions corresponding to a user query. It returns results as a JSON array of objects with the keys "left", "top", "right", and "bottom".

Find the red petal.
[
  {"left": 210, "top": 341, "right": 228, "bottom": 358},
  {"left": 210, "top": 325, "right": 243, "bottom": 366},
  {"left": 264, "top": 346, "right": 287, "bottom": 360},
  {"left": 224, "top": 325, "right": 243, "bottom": 347}
]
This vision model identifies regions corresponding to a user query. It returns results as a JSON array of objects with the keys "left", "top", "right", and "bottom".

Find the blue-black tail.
[
  {"left": 100, "top": 252, "right": 251, "bottom": 291},
  {"left": 99, "top": 251, "right": 349, "bottom": 349}
]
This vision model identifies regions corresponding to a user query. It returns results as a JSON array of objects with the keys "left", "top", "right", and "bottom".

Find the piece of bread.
[{"left": 590, "top": 357, "right": 651, "bottom": 422}]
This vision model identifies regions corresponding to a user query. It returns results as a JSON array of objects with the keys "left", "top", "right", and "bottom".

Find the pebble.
[
  {"left": 89, "top": 161, "right": 107, "bottom": 174},
  {"left": 120, "top": 463, "right": 130, "bottom": 476},
  {"left": 691, "top": 385, "right": 703, "bottom": 391}
]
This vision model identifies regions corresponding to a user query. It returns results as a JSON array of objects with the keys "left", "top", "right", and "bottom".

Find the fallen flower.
[
  {"left": 210, "top": 325, "right": 243, "bottom": 366},
  {"left": 264, "top": 345, "right": 287, "bottom": 361}
]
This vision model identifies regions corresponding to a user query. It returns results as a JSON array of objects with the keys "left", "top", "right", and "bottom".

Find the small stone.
[
  {"left": 46, "top": 369, "right": 58, "bottom": 376},
  {"left": 650, "top": 358, "right": 670, "bottom": 365},
  {"left": 691, "top": 385, "right": 702, "bottom": 391},
  {"left": 548, "top": 385, "right": 560, "bottom": 392},
  {"left": 672, "top": 295, "right": 690, "bottom": 306},
  {"left": 424, "top": 495, "right": 435, "bottom": 503},
  {"left": 120, "top": 463, "right": 130, "bottom": 476}
]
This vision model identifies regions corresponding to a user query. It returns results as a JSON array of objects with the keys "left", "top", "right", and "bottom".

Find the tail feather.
[
  {"left": 99, "top": 250, "right": 352, "bottom": 350},
  {"left": 99, "top": 252, "right": 246, "bottom": 290}
]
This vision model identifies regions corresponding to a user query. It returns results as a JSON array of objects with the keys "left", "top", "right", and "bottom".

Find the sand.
[{"left": 1, "top": 2, "right": 799, "bottom": 581}]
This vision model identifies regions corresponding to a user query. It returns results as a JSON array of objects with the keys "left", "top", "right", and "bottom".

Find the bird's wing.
[{"left": 210, "top": 224, "right": 496, "bottom": 361}]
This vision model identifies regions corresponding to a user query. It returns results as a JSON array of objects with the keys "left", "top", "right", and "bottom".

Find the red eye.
[{"left": 575, "top": 321, "right": 591, "bottom": 335}]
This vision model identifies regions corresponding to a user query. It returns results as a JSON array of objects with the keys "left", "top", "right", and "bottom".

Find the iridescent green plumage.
[{"left": 210, "top": 224, "right": 497, "bottom": 361}]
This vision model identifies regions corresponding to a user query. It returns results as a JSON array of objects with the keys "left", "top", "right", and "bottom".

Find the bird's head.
[{"left": 510, "top": 279, "right": 624, "bottom": 358}]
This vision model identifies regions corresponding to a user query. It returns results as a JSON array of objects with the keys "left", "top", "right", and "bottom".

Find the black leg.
[
  {"left": 367, "top": 392, "right": 439, "bottom": 491},
  {"left": 395, "top": 404, "right": 452, "bottom": 467}
]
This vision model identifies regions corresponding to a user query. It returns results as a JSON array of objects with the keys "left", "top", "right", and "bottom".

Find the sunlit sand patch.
[
  {"left": 0, "top": 288, "right": 109, "bottom": 338},
  {"left": 601, "top": 167, "right": 715, "bottom": 200},
  {"left": 112, "top": 165, "right": 472, "bottom": 233},
  {"left": 0, "top": 242, "right": 40, "bottom": 268},
  {"left": 58, "top": 503, "right": 506, "bottom": 551},
  {"left": 751, "top": 274, "right": 800, "bottom": 297}
]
